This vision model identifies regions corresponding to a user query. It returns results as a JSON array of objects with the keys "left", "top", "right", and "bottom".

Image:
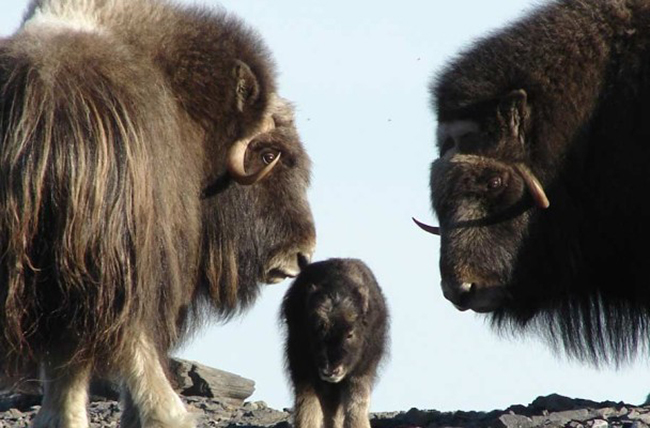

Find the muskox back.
[{"left": 281, "top": 258, "right": 388, "bottom": 428}]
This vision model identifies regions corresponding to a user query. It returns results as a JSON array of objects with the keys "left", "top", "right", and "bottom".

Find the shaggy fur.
[
  {"left": 430, "top": 0, "right": 650, "bottom": 366},
  {"left": 0, "top": 0, "right": 316, "bottom": 426},
  {"left": 281, "top": 259, "right": 389, "bottom": 428}
]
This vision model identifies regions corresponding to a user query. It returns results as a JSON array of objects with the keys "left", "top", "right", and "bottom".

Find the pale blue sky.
[{"left": 2, "top": 0, "right": 650, "bottom": 414}]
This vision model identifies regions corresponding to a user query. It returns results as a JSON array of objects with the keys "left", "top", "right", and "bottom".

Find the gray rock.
[
  {"left": 498, "top": 413, "right": 534, "bottom": 428},
  {"left": 629, "top": 410, "right": 650, "bottom": 424},
  {"left": 1, "top": 357, "right": 255, "bottom": 407},
  {"left": 530, "top": 409, "right": 593, "bottom": 427},
  {"left": 5, "top": 389, "right": 650, "bottom": 428},
  {"left": 169, "top": 359, "right": 256, "bottom": 406}
]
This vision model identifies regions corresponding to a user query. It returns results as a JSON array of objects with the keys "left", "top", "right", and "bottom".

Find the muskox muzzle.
[
  {"left": 441, "top": 280, "right": 508, "bottom": 313},
  {"left": 425, "top": 153, "right": 550, "bottom": 313}
]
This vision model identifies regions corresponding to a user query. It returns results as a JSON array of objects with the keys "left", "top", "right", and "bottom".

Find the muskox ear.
[
  {"left": 497, "top": 89, "right": 529, "bottom": 146},
  {"left": 232, "top": 60, "right": 260, "bottom": 113}
]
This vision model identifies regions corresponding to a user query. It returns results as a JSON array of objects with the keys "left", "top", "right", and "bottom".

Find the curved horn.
[
  {"left": 226, "top": 139, "right": 281, "bottom": 185},
  {"left": 513, "top": 163, "right": 550, "bottom": 209},
  {"left": 412, "top": 217, "right": 441, "bottom": 236},
  {"left": 227, "top": 116, "right": 279, "bottom": 185}
]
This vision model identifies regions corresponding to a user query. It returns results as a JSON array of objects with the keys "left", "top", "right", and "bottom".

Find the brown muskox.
[
  {"left": 0, "top": 0, "right": 316, "bottom": 427},
  {"left": 281, "top": 258, "right": 389, "bottom": 428},
  {"left": 416, "top": 0, "right": 650, "bottom": 366}
]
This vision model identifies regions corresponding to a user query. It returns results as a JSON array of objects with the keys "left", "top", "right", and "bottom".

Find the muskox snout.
[
  {"left": 265, "top": 244, "right": 315, "bottom": 284},
  {"left": 297, "top": 251, "right": 312, "bottom": 270},
  {"left": 441, "top": 280, "right": 506, "bottom": 313},
  {"left": 319, "top": 365, "right": 346, "bottom": 383}
]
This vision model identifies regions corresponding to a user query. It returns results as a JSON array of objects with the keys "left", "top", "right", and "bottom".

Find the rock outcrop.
[{"left": 2, "top": 362, "right": 648, "bottom": 428}]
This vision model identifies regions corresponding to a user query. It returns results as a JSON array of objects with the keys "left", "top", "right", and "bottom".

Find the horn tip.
[{"left": 412, "top": 217, "right": 441, "bottom": 236}]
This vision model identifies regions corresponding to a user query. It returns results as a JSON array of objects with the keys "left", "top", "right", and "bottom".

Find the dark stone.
[{"left": 0, "top": 393, "right": 41, "bottom": 412}]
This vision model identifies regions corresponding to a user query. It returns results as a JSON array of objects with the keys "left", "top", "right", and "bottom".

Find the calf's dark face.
[
  {"left": 428, "top": 90, "right": 549, "bottom": 312},
  {"left": 307, "top": 292, "right": 365, "bottom": 383}
]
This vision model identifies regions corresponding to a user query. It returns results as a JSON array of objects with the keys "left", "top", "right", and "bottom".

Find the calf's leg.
[
  {"left": 342, "top": 378, "right": 371, "bottom": 428},
  {"left": 293, "top": 384, "right": 324, "bottom": 428}
]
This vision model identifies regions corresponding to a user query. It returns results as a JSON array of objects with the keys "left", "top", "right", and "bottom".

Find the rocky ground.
[
  {"left": 3, "top": 392, "right": 650, "bottom": 428},
  {"left": 2, "top": 362, "right": 649, "bottom": 428}
]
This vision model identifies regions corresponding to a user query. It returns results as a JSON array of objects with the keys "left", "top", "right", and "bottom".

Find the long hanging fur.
[
  {"left": 430, "top": 0, "right": 650, "bottom": 367},
  {"left": 0, "top": 0, "right": 316, "bottom": 388},
  {"left": 0, "top": 24, "right": 188, "bottom": 371}
]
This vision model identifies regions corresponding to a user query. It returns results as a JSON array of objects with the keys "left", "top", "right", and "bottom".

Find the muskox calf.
[{"left": 281, "top": 258, "right": 389, "bottom": 428}]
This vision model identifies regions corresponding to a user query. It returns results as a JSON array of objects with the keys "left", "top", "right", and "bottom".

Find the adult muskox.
[
  {"left": 417, "top": 0, "right": 650, "bottom": 366},
  {"left": 0, "top": 0, "right": 316, "bottom": 427}
]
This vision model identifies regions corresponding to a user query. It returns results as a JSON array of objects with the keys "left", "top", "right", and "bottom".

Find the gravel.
[{"left": 1, "top": 392, "right": 650, "bottom": 428}]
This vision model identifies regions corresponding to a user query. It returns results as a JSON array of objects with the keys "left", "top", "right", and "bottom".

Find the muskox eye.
[
  {"left": 261, "top": 150, "right": 279, "bottom": 165},
  {"left": 487, "top": 176, "right": 502, "bottom": 190},
  {"left": 346, "top": 331, "right": 354, "bottom": 340}
]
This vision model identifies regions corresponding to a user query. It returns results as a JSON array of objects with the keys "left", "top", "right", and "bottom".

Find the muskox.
[
  {"left": 281, "top": 258, "right": 388, "bottom": 428},
  {"left": 0, "top": 0, "right": 316, "bottom": 427},
  {"left": 417, "top": 0, "right": 650, "bottom": 365}
]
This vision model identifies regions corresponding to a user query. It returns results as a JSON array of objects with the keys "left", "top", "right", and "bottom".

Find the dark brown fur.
[
  {"left": 429, "top": 0, "right": 650, "bottom": 365},
  {"left": 281, "top": 259, "right": 388, "bottom": 428},
  {"left": 0, "top": 0, "right": 315, "bottom": 426}
]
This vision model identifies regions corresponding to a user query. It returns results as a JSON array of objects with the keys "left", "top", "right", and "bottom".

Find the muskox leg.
[
  {"left": 322, "top": 396, "right": 344, "bottom": 428},
  {"left": 293, "top": 385, "right": 324, "bottom": 428},
  {"left": 341, "top": 379, "right": 371, "bottom": 428},
  {"left": 119, "top": 389, "right": 142, "bottom": 428},
  {"left": 32, "top": 359, "right": 92, "bottom": 428},
  {"left": 118, "top": 332, "right": 194, "bottom": 428}
]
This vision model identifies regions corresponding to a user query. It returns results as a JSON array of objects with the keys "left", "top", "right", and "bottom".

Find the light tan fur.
[
  {"left": 293, "top": 386, "right": 325, "bottom": 428},
  {"left": 32, "top": 362, "right": 92, "bottom": 428},
  {"left": 118, "top": 333, "right": 195, "bottom": 428},
  {"left": 293, "top": 379, "right": 373, "bottom": 428},
  {"left": 0, "top": 0, "right": 315, "bottom": 426}
]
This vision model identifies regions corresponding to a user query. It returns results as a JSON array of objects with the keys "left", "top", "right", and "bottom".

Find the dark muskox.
[
  {"left": 0, "top": 0, "right": 316, "bottom": 427},
  {"left": 281, "top": 258, "right": 388, "bottom": 428},
  {"left": 416, "top": 0, "right": 650, "bottom": 365}
]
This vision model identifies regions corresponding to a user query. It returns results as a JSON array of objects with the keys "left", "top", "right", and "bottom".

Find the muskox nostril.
[
  {"left": 457, "top": 282, "right": 475, "bottom": 305},
  {"left": 460, "top": 282, "right": 474, "bottom": 294},
  {"left": 442, "top": 281, "right": 476, "bottom": 309},
  {"left": 320, "top": 366, "right": 342, "bottom": 379},
  {"left": 297, "top": 252, "right": 311, "bottom": 270}
]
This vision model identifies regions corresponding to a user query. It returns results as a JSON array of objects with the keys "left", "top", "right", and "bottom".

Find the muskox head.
[
  {"left": 193, "top": 54, "right": 316, "bottom": 315},
  {"left": 418, "top": 90, "right": 550, "bottom": 313}
]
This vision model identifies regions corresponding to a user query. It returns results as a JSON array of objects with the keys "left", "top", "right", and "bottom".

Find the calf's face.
[{"left": 307, "top": 291, "right": 365, "bottom": 383}]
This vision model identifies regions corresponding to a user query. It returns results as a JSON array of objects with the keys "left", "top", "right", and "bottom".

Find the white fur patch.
[
  {"left": 121, "top": 333, "right": 195, "bottom": 428},
  {"left": 33, "top": 362, "right": 92, "bottom": 428},
  {"left": 23, "top": 1, "right": 103, "bottom": 35}
]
